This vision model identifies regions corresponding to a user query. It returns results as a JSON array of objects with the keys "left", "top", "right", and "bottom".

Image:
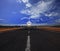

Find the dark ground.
[{"left": 0, "top": 27, "right": 60, "bottom": 51}]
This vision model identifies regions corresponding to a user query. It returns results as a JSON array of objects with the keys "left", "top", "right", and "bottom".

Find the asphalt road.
[{"left": 0, "top": 28, "right": 60, "bottom": 51}]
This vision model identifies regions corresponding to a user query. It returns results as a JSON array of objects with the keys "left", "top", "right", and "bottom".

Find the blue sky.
[{"left": 0, "top": 0, "right": 60, "bottom": 26}]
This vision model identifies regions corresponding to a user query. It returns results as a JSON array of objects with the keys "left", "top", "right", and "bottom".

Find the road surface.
[{"left": 0, "top": 27, "right": 60, "bottom": 51}]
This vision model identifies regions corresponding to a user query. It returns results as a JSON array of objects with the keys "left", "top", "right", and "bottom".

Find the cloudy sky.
[{"left": 0, "top": 0, "right": 60, "bottom": 26}]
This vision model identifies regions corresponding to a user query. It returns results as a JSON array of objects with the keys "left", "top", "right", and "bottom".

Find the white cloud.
[
  {"left": 16, "top": 0, "right": 29, "bottom": 3},
  {"left": 26, "top": 3, "right": 32, "bottom": 8},
  {"left": 45, "top": 12, "right": 59, "bottom": 17},
  {"left": 20, "top": 10, "right": 31, "bottom": 15},
  {"left": 20, "top": 0, "right": 54, "bottom": 19},
  {"left": 27, "top": 21, "right": 32, "bottom": 26},
  {"left": 30, "top": 14, "right": 40, "bottom": 18},
  {"left": 20, "top": 17, "right": 28, "bottom": 20},
  {"left": 22, "top": 0, "right": 29, "bottom": 3}
]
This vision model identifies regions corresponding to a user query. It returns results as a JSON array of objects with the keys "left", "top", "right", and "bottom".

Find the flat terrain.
[
  {"left": 0, "top": 27, "right": 60, "bottom": 51},
  {"left": 0, "top": 27, "right": 60, "bottom": 32}
]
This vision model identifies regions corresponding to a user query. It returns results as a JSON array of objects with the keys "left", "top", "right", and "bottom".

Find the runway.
[{"left": 0, "top": 27, "right": 60, "bottom": 51}]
